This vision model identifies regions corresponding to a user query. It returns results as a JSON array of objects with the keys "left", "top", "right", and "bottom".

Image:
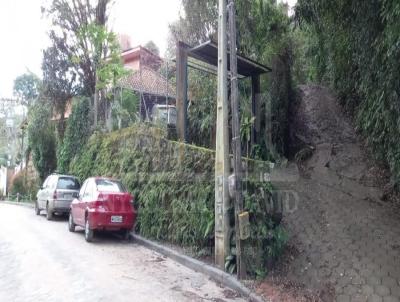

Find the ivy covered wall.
[{"left": 70, "top": 125, "right": 285, "bottom": 275}]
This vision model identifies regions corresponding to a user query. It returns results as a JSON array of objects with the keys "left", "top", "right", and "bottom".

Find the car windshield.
[
  {"left": 95, "top": 179, "right": 126, "bottom": 193},
  {"left": 57, "top": 177, "right": 80, "bottom": 190}
]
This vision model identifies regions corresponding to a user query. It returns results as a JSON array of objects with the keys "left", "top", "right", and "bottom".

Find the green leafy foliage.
[
  {"left": 43, "top": 0, "right": 111, "bottom": 97},
  {"left": 77, "top": 23, "right": 128, "bottom": 91},
  {"left": 71, "top": 125, "right": 215, "bottom": 249},
  {"left": 70, "top": 125, "right": 285, "bottom": 275},
  {"left": 57, "top": 97, "right": 91, "bottom": 173},
  {"left": 112, "top": 89, "right": 140, "bottom": 130},
  {"left": 144, "top": 40, "right": 160, "bottom": 56},
  {"left": 169, "top": 0, "right": 295, "bottom": 157},
  {"left": 43, "top": 0, "right": 127, "bottom": 129},
  {"left": 13, "top": 72, "right": 41, "bottom": 107},
  {"left": 243, "top": 181, "right": 288, "bottom": 276},
  {"left": 187, "top": 69, "right": 217, "bottom": 148},
  {"left": 296, "top": 0, "right": 400, "bottom": 184},
  {"left": 27, "top": 103, "right": 57, "bottom": 180},
  {"left": 9, "top": 171, "right": 40, "bottom": 198}
]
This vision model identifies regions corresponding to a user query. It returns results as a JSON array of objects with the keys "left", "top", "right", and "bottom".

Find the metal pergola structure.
[{"left": 175, "top": 40, "right": 271, "bottom": 144}]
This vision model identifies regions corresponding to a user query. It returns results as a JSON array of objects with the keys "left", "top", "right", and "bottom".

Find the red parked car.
[{"left": 68, "top": 177, "right": 137, "bottom": 242}]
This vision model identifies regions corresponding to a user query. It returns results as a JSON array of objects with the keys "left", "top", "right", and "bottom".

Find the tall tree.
[
  {"left": 42, "top": 0, "right": 126, "bottom": 127},
  {"left": 27, "top": 103, "right": 57, "bottom": 180},
  {"left": 13, "top": 72, "right": 41, "bottom": 107},
  {"left": 169, "top": 0, "right": 217, "bottom": 46},
  {"left": 144, "top": 41, "right": 160, "bottom": 56},
  {"left": 42, "top": 45, "right": 78, "bottom": 140},
  {"left": 43, "top": 0, "right": 111, "bottom": 96}
]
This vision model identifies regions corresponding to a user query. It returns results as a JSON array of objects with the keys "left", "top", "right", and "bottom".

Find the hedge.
[{"left": 70, "top": 125, "right": 286, "bottom": 276}]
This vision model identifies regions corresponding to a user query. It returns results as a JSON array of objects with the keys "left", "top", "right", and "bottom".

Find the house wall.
[
  {"left": 0, "top": 166, "right": 7, "bottom": 196},
  {"left": 122, "top": 46, "right": 162, "bottom": 72},
  {"left": 124, "top": 60, "right": 140, "bottom": 71},
  {"left": 0, "top": 166, "right": 15, "bottom": 197}
]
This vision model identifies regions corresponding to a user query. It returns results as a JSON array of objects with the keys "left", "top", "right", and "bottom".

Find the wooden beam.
[{"left": 176, "top": 41, "right": 188, "bottom": 142}]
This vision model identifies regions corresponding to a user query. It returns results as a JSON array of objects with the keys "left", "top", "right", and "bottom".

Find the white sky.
[
  {"left": 0, "top": 0, "right": 296, "bottom": 99},
  {"left": 0, "top": 0, "right": 182, "bottom": 99}
]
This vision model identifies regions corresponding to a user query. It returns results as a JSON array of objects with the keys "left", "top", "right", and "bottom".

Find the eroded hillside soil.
[{"left": 257, "top": 85, "right": 400, "bottom": 302}]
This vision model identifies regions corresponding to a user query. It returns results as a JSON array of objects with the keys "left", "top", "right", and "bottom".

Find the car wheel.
[
  {"left": 68, "top": 212, "right": 76, "bottom": 232},
  {"left": 121, "top": 229, "right": 131, "bottom": 241},
  {"left": 46, "top": 203, "right": 53, "bottom": 221},
  {"left": 35, "top": 202, "right": 40, "bottom": 215},
  {"left": 85, "top": 219, "right": 94, "bottom": 242}
]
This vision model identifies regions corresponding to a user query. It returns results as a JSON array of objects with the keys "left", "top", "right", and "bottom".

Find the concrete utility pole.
[
  {"left": 228, "top": 0, "right": 246, "bottom": 279},
  {"left": 215, "top": 0, "right": 231, "bottom": 269}
]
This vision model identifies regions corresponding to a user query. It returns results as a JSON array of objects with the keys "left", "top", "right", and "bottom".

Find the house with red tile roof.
[{"left": 117, "top": 46, "right": 176, "bottom": 121}]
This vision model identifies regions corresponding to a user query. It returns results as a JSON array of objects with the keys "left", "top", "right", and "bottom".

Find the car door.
[
  {"left": 72, "top": 179, "right": 88, "bottom": 226},
  {"left": 83, "top": 179, "right": 96, "bottom": 213},
  {"left": 47, "top": 176, "right": 57, "bottom": 200},
  {"left": 38, "top": 176, "right": 50, "bottom": 209}
]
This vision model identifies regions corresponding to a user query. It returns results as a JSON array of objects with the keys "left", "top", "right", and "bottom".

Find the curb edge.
[
  {"left": 0, "top": 200, "right": 35, "bottom": 208},
  {"left": 131, "top": 233, "right": 266, "bottom": 302}
]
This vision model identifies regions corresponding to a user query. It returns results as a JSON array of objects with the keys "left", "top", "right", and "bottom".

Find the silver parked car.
[{"left": 35, "top": 174, "right": 80, "bottom": 220}]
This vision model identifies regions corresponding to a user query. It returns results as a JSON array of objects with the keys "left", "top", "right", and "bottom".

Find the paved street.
[{"left": 0, "top": 203, "right": 244, "bottom": 302}]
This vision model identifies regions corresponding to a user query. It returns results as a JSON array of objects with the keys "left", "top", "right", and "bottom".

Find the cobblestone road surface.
[{"left": 0, "top": 203, "right": 244, "bottom": 302}]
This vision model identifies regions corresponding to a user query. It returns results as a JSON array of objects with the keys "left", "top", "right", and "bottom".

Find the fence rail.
[{"left": 4, "top": 193, "right": 33, "bottom": 203}]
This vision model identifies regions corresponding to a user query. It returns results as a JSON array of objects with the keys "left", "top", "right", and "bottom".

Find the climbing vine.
[
  {"left": 70, "top": 125, "right": 286, "bottom": 275},
  {"left": 57, "top": 97, "right": 91, "bottom": 173}
]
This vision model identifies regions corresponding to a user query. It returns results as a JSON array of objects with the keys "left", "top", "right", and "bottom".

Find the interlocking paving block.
[
  {"left": 343, "top": 285, "right": 361, "bottom": 296},
  {"left": 362, "top": 285, "right": 374, "bottom": 296},
  {"left": 367, "top": 294, "right": 383, "bottom": 302},
  {"left": 351, "top": 294, "right": 368, "bottom": 302},
  {"left": 391, "top": 286, "right": 400, "bottom": 297},
  {"left": 337, "top": 294, "right": 351, "bottom": 302},
  {"left": 375, "top": 269, "right": 389, "bottom": 278},
  {"left": 382, "top": 276, "right": 398, "bottom": 289},
  {"left": 374, "top": 285, "right": 391, "bottom": 297},
  {"left": 367, "top": 276, "right": 382, "bottom": 287},
  {"left": 382, "top": 297, "right": 400, "bottom": 302}
]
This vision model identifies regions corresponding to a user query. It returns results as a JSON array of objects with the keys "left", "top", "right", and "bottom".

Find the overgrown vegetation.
[
  {"left": 70, "top": 125, "right": 286, "bottom": 275},
  {"left": 295, "top": 0, "right": 400, "bottom": 184},
  {"left": 168, "top": 0, "right": 296, "bottom": 157},
  {"left": 9, "top": 171, "right": 40, "bottom": 200},
  {"left": 57, "top": 97, "right": 91, "bottom": 173},
  {"left": 111, "top": 89, "right": 140, "bottom": 130},
  {"left": 27, "top": 103, "right": 57, "bottom": 181},
  {"left": 13, "top": 72, "right": 41, "bottom": 107}
]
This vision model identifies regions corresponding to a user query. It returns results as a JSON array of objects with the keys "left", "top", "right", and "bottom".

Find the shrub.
[
  {"left": 27, "top": 102, "right": 57, "bottom": 181},
  {"left": 57, "top": 97, "right": 91, "bottom": 173},
  {"left": 9, "top": 171, "right": 40, "bottom": 200}
]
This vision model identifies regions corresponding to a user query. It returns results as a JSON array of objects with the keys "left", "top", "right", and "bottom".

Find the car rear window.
[
  {"left": 57, "top": 177, "right": 80, "bottom": 190},
  {"left": 95, "top": 179, "right": 127, "bottom": 193}
]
